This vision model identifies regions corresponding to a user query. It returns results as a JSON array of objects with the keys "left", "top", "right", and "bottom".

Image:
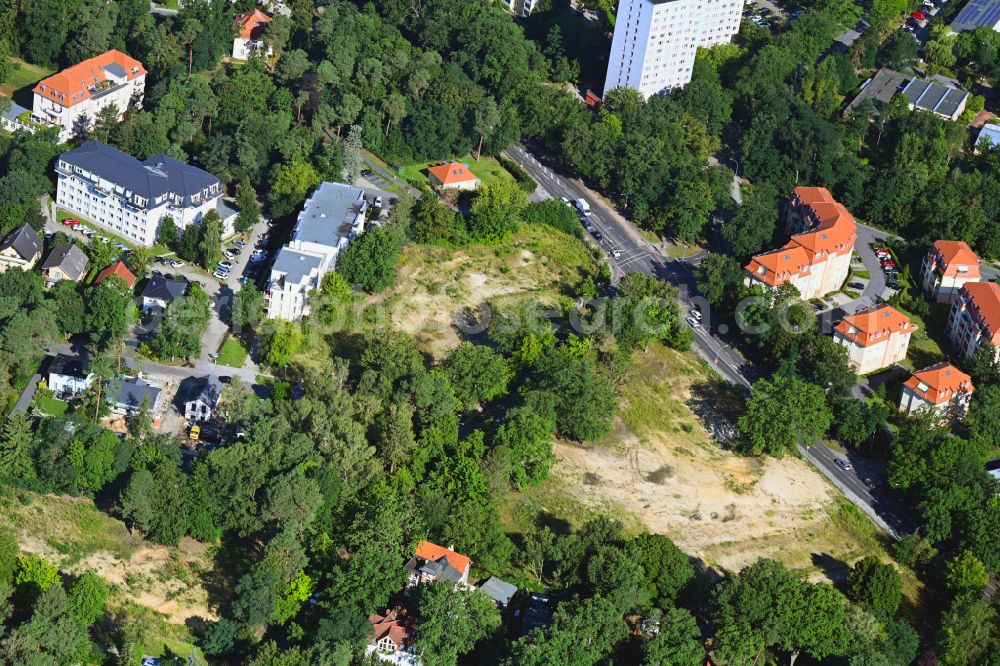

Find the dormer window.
[{"left": 916, "top": 382, "right": 927, "bottom": 392}]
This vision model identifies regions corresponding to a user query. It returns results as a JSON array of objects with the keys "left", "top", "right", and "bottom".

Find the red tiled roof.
[
  {"left": 234, "top": 8, "right": 272, "bottom": 40},
  {"left": 835, "top": 305, "right": 917, "bottom": 348},
  {"left": 95, "top": 260, "right": 136, "bottom": 289},
  {"left": 930, "top": 240, "right": 981, "bottom": 278},
  {"left": 745, "top": 187, "right": 856, "bottom": 287},
  {"left": 369, "top": 608, "right": 412, "bottom": 649},
  {"left": 415, "top": 541, "right": 471, "bottom": 574},
  {"left": 904, "top": 362, "right": 974, "bottom": 405},
  {"left": 962, "top": 281, "right": 1000, "bottom": 343},
  {"left": 427, "top": 162, "right": 478, "bottom": 185},
  {"left": 34, "top": 50, "right": 145, "bottom": 109}
]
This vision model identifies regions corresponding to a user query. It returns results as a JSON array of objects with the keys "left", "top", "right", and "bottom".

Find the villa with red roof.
[
  {"left": 32, "top": 50, "right": 146, "bottom": 141},
  {"left": 368, "top": 608, "right": 417, "bottom": 661},
  {"left": 899, "top": 362, "right": 974, "bottom": 422},
  {"left": 833, "top": 304, "right": 917, "bottom": 374},
  {"left": 921, "top": 240, "right": 982, "bottom": 303},
  {"left": 233, "top": 8, "right": 273, "bottom": 60},
  {"left": 427, "top": 162, "right": 480, "bottom": 191},
  {"left": 94, "top": 260, "right": 136, "bottom": 290},
  {"left": 947, "top": 281, "right": 1000, "bottom": 362},
  {"left": 404, "top": 541, "right": 471, "bottom": 588},
  {"left": 744, "top": 187, "right": 856, "bottom": 299}
]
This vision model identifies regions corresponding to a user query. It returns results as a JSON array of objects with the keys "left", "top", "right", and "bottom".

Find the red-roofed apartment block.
[
  {"left": 834, "top": 304, "right": 917, "bottom": 374},
  {"left": 947, "top": 281, "right": 1000, "bottom": 362},
  {"left": 900, "top": 362, "right": 974, "bottom": 422},
  {"left": 921, "top": 240, "right": 982, "bottom": 303},
  {"left": 233, "top": 9, "right": 273, "bottom": 60},
  {"left": 32, "top": 50, "right": 146, "bottom": 141},
  {"left": 744, "top": 187, "right": 856, "bottom": 299},
  {"left": 427, "top": 162, "right": 481, "bottom": 191}
]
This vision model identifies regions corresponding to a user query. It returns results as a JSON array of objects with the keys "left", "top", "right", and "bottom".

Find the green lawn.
[
  {"left": 398, "top": 154, "right": 514, "bottom": 188},
  {"left": 36, "top": 395, "right": 68, "bottom": 416},
  {"left": 217, "top": 338, "right": 248, "bottom": 368},
  {"left": 56, "top": 208, "right": 171, "bottom": 257},
  {"left": 1, "top": 57, "right": 53, "bottom": 98}
]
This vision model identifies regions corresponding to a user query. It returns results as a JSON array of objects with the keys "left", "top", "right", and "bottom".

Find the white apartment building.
[
  {"left": 920, "top": 240, "right": 982, "bottom": 304},
  {"left": 267, "top": 182, "right": 367, "bottom": 321},
  {"left": 947, "top": 282, "right": 1000, "bottom": 362},
  {"left": 604, "top": 0, "right": 743, "bottom": 97},
  {"left": 32, "top": 50, "right": 146, "bottom": 141},
  {"left": 744, "top": 187, "right": 856, "bottom": 300},
  {"left": 833, "top": 305, "right": 917, "bottom": 375},
  {"left": 56, "top": 141, "right": 225, "bottom": 247},
  {"left": 899, "top": 362, "right": 974, "bottom": 422}
]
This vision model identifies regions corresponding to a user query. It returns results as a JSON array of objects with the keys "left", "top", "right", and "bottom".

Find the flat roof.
[
  {"left": 951, "top": 0, "right": 1000, "bottom": 32},
  {"left": 272, "top": 247, "right": 322, "bottom": 285},
  {"left": 978, "top": 123, "right": 1000, "bottom": 149},
  {"left": 293, "top": 182, "right": 365, "bottom": 248}
]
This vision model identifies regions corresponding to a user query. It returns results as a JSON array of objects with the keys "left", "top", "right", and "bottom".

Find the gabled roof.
[
  {"left": 904, "top": 362, "right": 974, "bottom": 405},
  {"left": 428, "top": 162, "right": 479, "bottom": 185},
  {"left": 141, "top": 276, "right": 187, "bottom": 302},
  {"left": 745, "top": 243, "right": 812, "bottom": 287},
  {"left": 368, "top": 608, "right": 412, "bottom": 649},
  {"left": 835, "top": 305, "right": 917, "bottom": 347},
  {"left": 0, "top": 224, "right": 41, "bottom": 261},
  {"left": 411, "top": 541, "right": 471, "bottom": 580},
  {"left": 186, "top": 375, "right": 224, "bottom": 408},
  {"left": 41, "top": 244, "right": 89, "bottom": 281},
  {"left": 930, "top": 240, "right": 981, "bottom": 278},
  {"left": 106, "top": 377, "right": 161, "bottom": 410},
  {"left": 33, "top": 50, "right": 145, "bottom": 108},
  {"left": 235, "top": 8, "right": 273, "bottom": 40},
  {"left": 48, "top": 354, "right": 88, "bottom": 379},
  {"left": 95, "top": 261, "right": 136, "bottom": 289},
  {"left": 479, "top": 576, "right": 517, "bottom": 605},
  {"left": 962, "top": 281, "right": 1000, "bottom": 342}
]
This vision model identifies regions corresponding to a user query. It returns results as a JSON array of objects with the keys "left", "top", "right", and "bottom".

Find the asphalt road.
[{"left": 505, "top": 143, "right": 753, "bottom": 389}]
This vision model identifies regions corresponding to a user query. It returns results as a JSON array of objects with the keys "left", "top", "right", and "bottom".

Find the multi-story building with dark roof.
[{"left": 55, "top": 140, "right": 232, "bottom": 247}]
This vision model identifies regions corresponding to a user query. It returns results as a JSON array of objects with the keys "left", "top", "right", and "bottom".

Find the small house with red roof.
[
  {"left": 921, "top": 240, "right": 981, "bottom": 303},
  {"left": 233, "top": 9, "right": 273, "bottom": 60},
  {"left": 833, "top": 304, "right": 917, "bottom": 374},
  {"left": 368, "top": 607, "right": 416, "bottom": 658},
  {"left": 948, "top": 281, "right": 1000, "bottom": 362},
  {"left": 744, "top": 187, "right": 856, "bottom": 299},
  {"left": 404, "top": 541, "right": 471, "bottom": 588},
  {"left": 427, "top": 162, "right": 480, "bottom": 191},
  {"left": 900, "top": 362, "right": 974, "bottom": 421},
  {"left": 94, "top": 260, "right": 136, "bottom": 290},
  {"left": 32, "top": 50, "right": 146, "bottom": 141}
]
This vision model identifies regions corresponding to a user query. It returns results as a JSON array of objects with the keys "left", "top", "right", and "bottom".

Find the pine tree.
[{"left": 0, "top": 412, "right": 35, "bottom": 482}]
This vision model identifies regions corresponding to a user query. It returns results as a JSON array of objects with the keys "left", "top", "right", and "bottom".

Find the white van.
[{"left": 575, "top": 199, "right": 591, "bottom": 216}]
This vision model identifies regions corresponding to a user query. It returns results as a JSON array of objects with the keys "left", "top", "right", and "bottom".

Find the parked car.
[
  {"left": 374, "top": 196, "right": 383, "bottom": 208},
  {"left": 62, "top": 218, "right": 80, "bottom": 227},
  {"left": 361, "top": 169, "right": 374, "bottom": 177},
  {"left": 218, "top": 260, "right": 233, "bottom": 270},
  {"left": 223, "top": 250, "right": 235, "bottom": 260},
  {"left": 593, "top": 230, "right": 604, "bottom": 242},
  {"left": 685, "top": 316, "right": 700, "bottom": 328},
  {"left": 239, "top": 276, "right": 251, "bottom": 286},
  {"left": 230, "top": 247, "right": 241, "bottom": 256},
  {"left": 689, "top": 308, "right": 702, "bottom": 321},
  {"left": 233, "top": 239, "right": 246, "bottom": 248},
  {"left": 560, "top": 197, "right": 570, "bottom": 206},
  {"left": 170, "top": 260, "right": 184, "bottom": 268},
  {"left": 213, "top": 270, "right": 229, "bottom": 280}
]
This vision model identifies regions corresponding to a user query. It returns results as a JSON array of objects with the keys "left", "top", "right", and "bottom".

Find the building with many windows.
[
  {"left": 920, "top": 240, "right": 981, "bottom": 304},
  {"left": 899, "top": 362, "right": 974, "bottom": 422},
  {"left": 32, "top": 50, "right": 145, "bottom": 141},
  {"left": 604, "top": 0, "right": 743, "bottom": 98},
  {"left": 947, "top": 281, "right": 1000, "bottom": 361},
  {"left": 834, "top": 304, "right": 917, "bottom": 375},
  {"left": 266, "top": 182, "right": 367, "bottom": 321},
  {"left": 744, "top": 187, "right": 857, "bottom": 299},
  {"left": 56, "top": 141, "right": 226, "bottom": 247}
]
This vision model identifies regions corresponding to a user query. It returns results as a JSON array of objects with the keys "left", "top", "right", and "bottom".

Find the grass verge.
[{"left": 217, "top": 337, "right": 248, "bottom": 368}]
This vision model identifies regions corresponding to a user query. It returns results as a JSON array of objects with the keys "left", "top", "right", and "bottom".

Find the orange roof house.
[
  {"left": 744, "top": 186, "right": 856, "bottom": 298},
  {"left": 427, "top": 162, "right": 481, "bottom": 190},
  {"left": 33, "top": 50, "right": 145, "bottom": 109},
  {"left": 94, "top": 260, "right": 136, "bottom": 289},
  {"left": 930, "top": 240, "right": 981, "bottom": 278},
  {"left": 368, "top": 608, "right": 414, "bottom": 654},
  {"left": 405, "top": 541, "right": 471, "bottom": 587},
  {"left": 835, "top": 305, "right": 918, "bottom": 348},
  {"left": 234, "top": 8, "right": 273, "bottom": 40},
  {"left": 903, "top": 362, "right": 974, "bottom": 406},
  {"left": 962, "top": 282, "right": 1000, "bottom": 343}
]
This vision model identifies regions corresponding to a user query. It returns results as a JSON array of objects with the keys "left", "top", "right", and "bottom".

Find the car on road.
[
  {"left": 575, "top": 198, "right": 591, "bottom": 216},
  {"left": 583, "top": 220, "right": 594, "bottom": 232},
  {"left": 170, "top": 260, "right": 185, "bottom": 268},
  {"left": 593, "top": 230, "right": 604, "bottom": 242},
  {"left": 611, "top": 248, "right": 621, "bottom": 258},
  {"left": 835, "top": 458, "right": 852, "bottom": 471},
  {"left": 62, "top": 218, "right": 80, "bottom": 227},
  {"left": 560, "top": 197, "right": 570, "bottom": 206},
  {"left": 218, "top": 260, "right": 233, "bottom": 270},
  {"left": 685, "top": 316, "right": 700, "bottom": 328},
  {"left": 863, "top": 477, "right": 875, "bottom": 488}
]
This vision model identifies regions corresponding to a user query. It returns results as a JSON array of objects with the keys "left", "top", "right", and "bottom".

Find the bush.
[
  {"left": 522, "top": 200, "right": 583, "bottom": 239},
  {"left": 498, "top": 155, "right": 536, "bottom": 193}
]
